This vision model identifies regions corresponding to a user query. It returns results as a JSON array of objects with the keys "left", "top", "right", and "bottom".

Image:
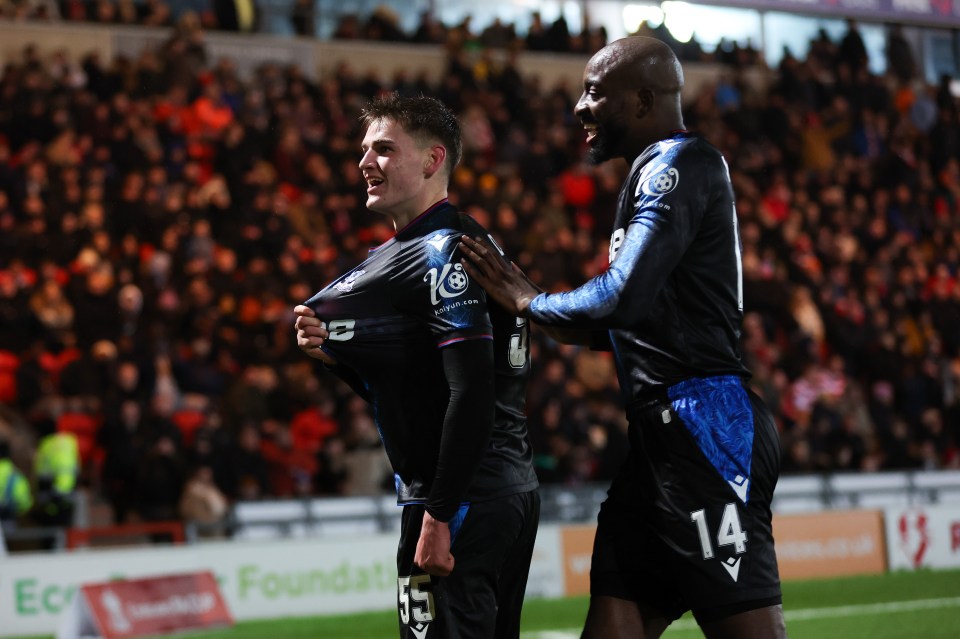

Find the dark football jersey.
[
  {"left": 304, "top": 200, "right": 538, "bottom": 507},
  {"left": 528, "top": 132, "right": 749, "bottom": 404}
]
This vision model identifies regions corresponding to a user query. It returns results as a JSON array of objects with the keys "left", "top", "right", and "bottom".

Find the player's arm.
[
  {"left": 415, "top": 338, "right": 496, "bottom": 576},
  {"left": 524, "top": 202, "right": 690, "bottom": 329},
  {"left": 460, "top": 213, "right": 687, "bottom": 330},
  {"left": 456, "top": 240, "right": 601, "bottom": 344},
  {"left": 462, "top": 165, "right": 700, "bottom": 329}
]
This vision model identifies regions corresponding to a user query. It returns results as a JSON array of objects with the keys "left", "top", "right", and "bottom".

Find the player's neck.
[{"left": 389, "top": 191, "right": 449, "bottom": 231}]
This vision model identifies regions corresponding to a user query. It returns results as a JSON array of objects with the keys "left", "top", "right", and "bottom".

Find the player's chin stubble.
[{"left": 585, "top": 128, "right": 620, "bottom": 165}]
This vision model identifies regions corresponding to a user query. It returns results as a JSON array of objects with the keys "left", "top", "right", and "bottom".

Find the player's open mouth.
[
  {"left": 366, "top": 177, "right": 384, "bottom": 192},
  {"left": 583, "top": 124, "right": 598, "bottom": 144}
]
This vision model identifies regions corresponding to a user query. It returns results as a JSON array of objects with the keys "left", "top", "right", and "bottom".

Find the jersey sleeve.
[
  {"left": 528, "top": 144, "right": 711, "bottom": 328},
  {"left": 426, "top": 339, "right": 496, "bottom": 521},
  {"left": 403, "top": 230, "right": 494, "bottom": 347}
]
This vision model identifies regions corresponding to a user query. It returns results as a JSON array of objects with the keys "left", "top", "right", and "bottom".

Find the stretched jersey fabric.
[
  {"left": 305, "top": 200, "right": 538, "bottom": 516},
  {"left": 528, "top": 132, "right": 749, "bottom": 404}
]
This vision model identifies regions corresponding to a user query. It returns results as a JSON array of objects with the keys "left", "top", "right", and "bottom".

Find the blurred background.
[{"left": 0, "top": 0, "right": 958, "bottom": 551}]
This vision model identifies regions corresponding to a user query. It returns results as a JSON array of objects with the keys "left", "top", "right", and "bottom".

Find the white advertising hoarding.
[
  {"left": 885, "top": 504, "right": 960, "bottom": 571},
  {"left": 0, "top": 526, "right": 567, "bottom": 637}
]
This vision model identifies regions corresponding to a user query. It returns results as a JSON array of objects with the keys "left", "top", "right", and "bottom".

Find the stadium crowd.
[
  {"left": 1, "top": 0, "right": 753, "bottom": 63},
  {"left": 0, "top": 12, "right": 958, "bottom": 533}
]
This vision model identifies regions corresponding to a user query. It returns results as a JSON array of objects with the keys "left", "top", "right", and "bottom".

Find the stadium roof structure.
[{"left": 678, "top": 0, "right": 960, "bottom": 29}]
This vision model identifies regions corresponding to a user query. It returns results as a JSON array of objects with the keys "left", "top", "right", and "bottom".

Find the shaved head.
[{"left": 590, "top": 36, "right": 684, "bottom": 96}]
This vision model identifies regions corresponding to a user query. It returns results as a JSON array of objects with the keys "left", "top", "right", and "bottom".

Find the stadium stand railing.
[{"left": 222, "top": 470, "right": 960, "bottom": 540}]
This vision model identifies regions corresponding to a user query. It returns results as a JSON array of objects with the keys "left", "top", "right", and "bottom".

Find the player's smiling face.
[
  {"left": 575, "top": 54, "right": 633, "bottom": 165},
  {"left": 359, "top": 118, "right": 432, "bottom": 221}
]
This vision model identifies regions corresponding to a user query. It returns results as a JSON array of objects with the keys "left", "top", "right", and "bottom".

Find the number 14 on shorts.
[{"left": 691, "top": 503, "right": 747, "bottom": 581}]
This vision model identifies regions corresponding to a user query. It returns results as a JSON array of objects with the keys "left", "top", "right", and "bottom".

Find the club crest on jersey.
[
  {"left": 335, "top": 270, "right": 366, "bottom": 293},
  {"left": 424, "top": 263, "right": 469, "bottom": 305},
  {"left": 637, "top": 163, "right": 679, "bottom": 197}
]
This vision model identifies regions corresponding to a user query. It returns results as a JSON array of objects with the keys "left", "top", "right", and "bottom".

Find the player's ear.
[
  {"left": 424, "top": 144, "right": 447, "bottom": 178},
  {"left": 636, "top": 88, "right": 655, "bottom": 118}
]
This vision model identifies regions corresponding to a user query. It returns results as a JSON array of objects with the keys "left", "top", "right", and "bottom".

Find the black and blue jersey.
[
  {"left": 528, "top": 132, "right": 760, "bottom": 503},
  {"left": 529, "top": 131, "right": 749, "bottom": 401},
  {"left": 305, "top": 200, "right": 538, "bottom": 519}
]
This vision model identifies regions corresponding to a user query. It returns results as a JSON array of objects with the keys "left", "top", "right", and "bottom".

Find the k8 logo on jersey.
[
  {"left": 641, "top": 166, "right": 679, "bottom": 197},
  {"left": 636, "top": 162, "right": 680, "bottom": 198},
  {"left": 424, "top": 263, "right": 470, "bottom": 305}
]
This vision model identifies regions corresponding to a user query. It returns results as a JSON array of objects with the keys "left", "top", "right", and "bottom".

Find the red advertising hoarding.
[{"left": 58, "top": 571, "right": 233, "bottom": 639}]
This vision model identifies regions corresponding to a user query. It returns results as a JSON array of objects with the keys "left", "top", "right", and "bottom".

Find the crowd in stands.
[
  {"left": 1, "top": 0, "right": 759, "bottom": 63},
  {"left": 0, "top": 11, "right": 958, "bottom": 535}
]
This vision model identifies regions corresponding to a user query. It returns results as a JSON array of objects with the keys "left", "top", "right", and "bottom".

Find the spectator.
[
  {"left": 0, "top": 438, "right": 32, "bottom": 526},
  {"left": 214, "top": 0, "right": 256, "bottom": 32},
  {"left": 99, "top": 399, "right": 147, "bottom": 523},
  {"left": 178, "top": 463, "right": 228, "bottom": 533},
  {"left": 838, "top": 18, "right": 868, "bottom": 74},
  {"left": 290, "top": 0, "right": 314, "bottom": 36},
  {"left": 31, "top": 419, "right": 79, "bottom": 527},
  {"left": 136, "top": 433, "right": 186, "bottom": 522},
  {"left": 885, "top": 24, "right": 916, "bottom": 85}
]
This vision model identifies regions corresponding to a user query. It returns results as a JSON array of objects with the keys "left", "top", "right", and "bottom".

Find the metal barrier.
[
  {"left": 224, "top": 470, "right": 960, "bottom": 541},
  {"left": 3, "top": 470, "right": 958, "bottom": 551},
  {"left": 65, "top": 521, "right": 186, "bottom": 548},
  {"left": 0, "top": 523, "right": 67, "bottom": 551}
]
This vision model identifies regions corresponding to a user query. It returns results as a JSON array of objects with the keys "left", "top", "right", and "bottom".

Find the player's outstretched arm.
[
  {"left": 459, "top": 236, "right": 595, "bottom": 345},
  {"left": 459, "top": 235, "right": 539, "bottom": 317},
  {"left": 293, "top": 305, "right": 337, "bottom": 365}
]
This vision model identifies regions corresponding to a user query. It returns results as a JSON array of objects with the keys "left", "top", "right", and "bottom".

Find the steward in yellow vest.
[
  {"left": 0, "top": 439, "right": 32, "bottom": 525},
  {"left": 33, "top": 425, "right": 79, "bottom": 527}
]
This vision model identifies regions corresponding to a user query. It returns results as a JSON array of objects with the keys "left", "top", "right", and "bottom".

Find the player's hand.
[
  {"left": 293, "top": 305, "right": 337, "bottom": 365},
  {"left": 414, "top": 511, "right": 455, "bottom": 577},
  {"left": 459, "top": 235, "right": 539, "bottom": 317}
]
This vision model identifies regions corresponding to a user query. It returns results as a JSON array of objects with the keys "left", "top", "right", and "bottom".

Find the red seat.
[
  {"left": 56, "top": 413, "right": 101, "bottom": 466},
  {"left": 171, "top": 409, "right": 207, "bottom": 447},
  {"left": 57, "top": 412, "right": 100, "bottom": 439},
  {"left": 290, "top": 407, "right": 337, "bottom": 454},
  {"left": 0, "top": 350, "right": 19, "bottom": 404}
]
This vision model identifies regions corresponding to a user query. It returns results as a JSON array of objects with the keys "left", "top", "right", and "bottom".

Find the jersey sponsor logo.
[
  {"left": 334, "top": 270, "right": 366, "bottom": 293},
  {"left": 639, "top": 166, "right": 680, "bottom": 197},
  {"left": 424, "top": 263, "right": 470, "bottom": 305},
  {"left": 433, "top": 298, "right": 480, "bottom": 316}
]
